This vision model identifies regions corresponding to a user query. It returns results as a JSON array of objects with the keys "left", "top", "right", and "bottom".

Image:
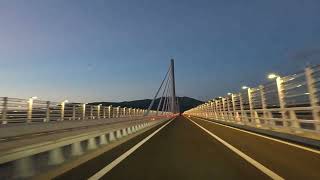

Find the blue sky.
[{"left": 0, "top": 0, "right": 319, "bottom": 102}]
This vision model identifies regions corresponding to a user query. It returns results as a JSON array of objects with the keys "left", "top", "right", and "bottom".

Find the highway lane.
[
  {"left": 57, "top": 116, "right": 270, "bottom": 180},
  {"left": 188, "top": 116, "right": 320, "bottom": 179}
]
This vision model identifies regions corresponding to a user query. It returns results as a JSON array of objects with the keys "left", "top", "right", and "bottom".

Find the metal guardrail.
[
  {"left": 0, "top": 97, "right": 171, "bottom": 124},
  {"left": 185, "top": 65, "right": 320, "bottom": 137}
]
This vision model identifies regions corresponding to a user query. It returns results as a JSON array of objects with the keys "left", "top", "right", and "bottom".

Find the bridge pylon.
[{"left": 145, "top": 59, "right": 179, "bottom": 116}]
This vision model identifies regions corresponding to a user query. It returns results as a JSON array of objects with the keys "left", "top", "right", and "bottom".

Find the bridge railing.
[
  {"left": 185, "top": 65, "right": 320, "bottom": 138},
  {"left": 0, "top": 97, "right": 171, "bottom": 124}
]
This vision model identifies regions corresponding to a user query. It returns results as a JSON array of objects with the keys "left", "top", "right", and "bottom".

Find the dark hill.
[{"left": 90, "top": 97, "right": 203, "bottom": 113}]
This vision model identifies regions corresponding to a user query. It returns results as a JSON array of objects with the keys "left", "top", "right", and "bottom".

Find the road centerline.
[{"left": 186, "top": 116, "right": 284, "bottom": 180}]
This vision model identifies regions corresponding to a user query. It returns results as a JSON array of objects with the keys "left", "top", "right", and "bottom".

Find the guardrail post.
[
  {"left": 214, "top": 101, "right": 219, "bottom": 119},
  {"left": 123, "top": 107, "right": 126, "bottom": 117},
  {"left": 276, "top": 77, "right": 288, "bottom": 127},
  {"left": 113, "top": 107, "right": 116, "bottom": 117},
  {"left": 90, "top": 106, "right": 94, "bottom": 119},
  {"left": 117, "top": 107, "right": 120, "bottom": 118},
  {"left": 231, "top": 94, "right": 236, "bottom": 122},
  {"left": 226, "top": 97, "right": 231, "bottom": 122},
  {"left": 213, "top": 100, "right": 218, "bottom": 119},
  {"left": 129, "top": 108, "right": 132, "bottom": 117},
  {"left": 210, "top": 101, "right": 214, "bottom": 119},
  {"left": 103, "top": 106, "right": 106, "bottom": 119},
  {"left": 97, "top": 105, "right": 101, "bottom": 120},
  {"left": 219, "top": 99, "right": 223, "bottom": 120},
  {"left": 82, "top": 104, "right": 86, "bottom": 120},
  {"left": 204, "top": 103, "right": 207, "bottom": 118},
  {"left": 239, "top": 93, "right": 245, "bottom": 124},
  {"left": 248, "top": 88, "right": 260, "bottom": 127},
  {"left": 221, "top": 98, "right": 226, "bottom": 121},
  {"left": 108, "top": 105, "right": 112, "bottom": 118},
  {"left": 72, "top": 105, "right": 76, "bottom": 120},
  {"left": 305, "top": 67, "right": 320, "bottom": 131},
  {"left": 207, "top": 102, "right": 210, "bottom": 118},
  {"left": 2, "top": 97, "right": 8, "bottom": 124},
  {"left": 259, "top": 85, "right": 268, "bottom": 127},
  {"left": 247, "top": 88, "right": 253, "bottom": 125},
  {"left": 136, "top": 109, "right": 140, "bottom": 116},
  {"left": 27, "top": 98, "right": 33, "bottom": 123},
  {"left": 46, "top": 101, "right": 50, "bottom": 122},
  {"left": 61, "top": 101, "right": 65, "bottom": 121}
]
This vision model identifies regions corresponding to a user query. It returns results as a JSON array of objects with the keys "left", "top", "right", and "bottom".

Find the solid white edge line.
[
  {"left": 193, "top": 116, "right": 320, "bottom": 155},
  {"left": 185, "top": 116, "right": 284, "bottom": 180},
  {"left": 88, "top": 119, "right": 174, "bottom": 180}
]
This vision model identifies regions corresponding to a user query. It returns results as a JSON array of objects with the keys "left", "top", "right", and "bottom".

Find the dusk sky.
[{"left": 0, "top": 0, "right": 319, "bottom": 102}]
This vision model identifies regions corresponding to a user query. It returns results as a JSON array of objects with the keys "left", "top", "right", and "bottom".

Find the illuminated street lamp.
[
  {"left": 227, "top": 93, "right": 232, "bottom": 96},
  {"left": 242, "top": 86, "right": 249, "bottom": 90},
  {"left": 268, "top": 73, "right": 279, "bottom": 79},
  {"left": 31, "top": 96, "right": 38, "bottom": 100}
]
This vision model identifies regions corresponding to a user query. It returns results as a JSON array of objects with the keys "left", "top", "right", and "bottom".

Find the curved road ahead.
[{"left": 56, "top": 116, "right": 320, "bottom": 180}]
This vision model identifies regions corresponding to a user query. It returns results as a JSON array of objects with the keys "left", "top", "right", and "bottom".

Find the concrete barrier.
[{"left": 0, "top": 117, "right": 172, "bottom": 179}]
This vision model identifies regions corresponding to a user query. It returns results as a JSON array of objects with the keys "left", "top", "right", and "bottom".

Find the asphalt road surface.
[{"left": 56, "top": 116, "right": 320, "bottom": 180}]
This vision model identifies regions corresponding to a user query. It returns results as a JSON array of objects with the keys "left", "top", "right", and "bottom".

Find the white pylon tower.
[
  {"left": 170, "top": 59, "right": 177, "bottom": 114},
  {"left": 145, "top": 59, "right": 179, "bottom": 115}
]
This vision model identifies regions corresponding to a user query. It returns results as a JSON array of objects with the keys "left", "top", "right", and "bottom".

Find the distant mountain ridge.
[{"left": 90, "top": 97, "right": 203, "bottom": 113}]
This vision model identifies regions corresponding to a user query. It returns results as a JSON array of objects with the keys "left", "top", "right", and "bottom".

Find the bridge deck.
[{"left": 56, "top": 116, "right": 320, "bottom": 180}]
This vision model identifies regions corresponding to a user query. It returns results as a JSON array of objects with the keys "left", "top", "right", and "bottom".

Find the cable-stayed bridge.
[{"left": 0, "top": 61, "right": 320, "bottom": 180}]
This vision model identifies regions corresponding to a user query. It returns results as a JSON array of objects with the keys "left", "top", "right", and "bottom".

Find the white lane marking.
[
  {"left": 192, "top": 116, "right": 320, "bottom": 155},
  {"left": 88, "top": 119, "right": 174, "bottom": 180},
  {"left": 186, "top": 117, "right": 284, "bottom": 180}
]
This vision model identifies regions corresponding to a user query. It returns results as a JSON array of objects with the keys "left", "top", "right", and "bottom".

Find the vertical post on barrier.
[
  {"left": 27, "top": 97, "right": 34, "bottom": 123},
  {"left": 82, "top": 104, "right": 86, "bottom": 120},
  {"left": 117, "top": 107, "right": 120, "bottom": 118},
  {"left": 239, "top": 93, "right": 245, "bottom": 124},
  {"left": 1, "top": 97, "right": 8, "bottom": 124},
  {"left": 260, "top": 85, "right": 268, "bottom": 126},
  {"left": 97, "top": 105, "right": 101, "bottom": 120},
  {"left": 108, "top": 105, "right": 112, "bottom": 118},
  {"left": 61, "top": 101, "right": 67, "bottom": 121},
  {"left": 90, "top": 106, "right": 94, "bottom": 119},
  {"left": 103, "top": 106, "right": 106, "bottom": 119},
  {"left": 46, "top": 101, "right": 51, "bottom": 122},
  {"left": 123, "top": 107, "right": 126, "bottom": 117},
  {"left": 305, "top": 67, "right": 320, "bottom": 131},
  {"left": 226, "top": 97, "right": 231, "bottom": 121},
  {"left": 72, "top": 104, "right": 76, "bottom": 120},
  {"left": 276, "top": 77, "right": 288, "bottom": 127},
  {"left": 222, "top": 98, "right": 226, "bottom": 121},
  {"left": 231, "top": 94, "right": 236, "bottom": 122}
]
